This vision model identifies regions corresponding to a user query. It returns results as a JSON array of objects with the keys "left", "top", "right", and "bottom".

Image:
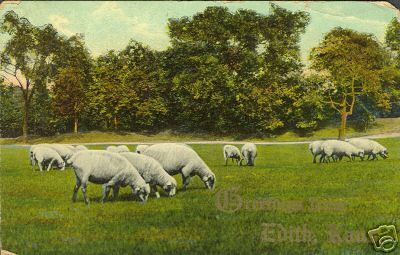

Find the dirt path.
[{"left": 2, "top": 132, "right": 399, "bottom": 148}]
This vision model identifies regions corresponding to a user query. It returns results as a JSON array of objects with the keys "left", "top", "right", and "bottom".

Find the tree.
[
  {"left": 0, "top": 79, "right": 23, "bottom": 137},
  {"left": 53, "top": 67, "right": 86, "bottom": 133},
  {"left": 165, "top": 4, "right": 310, "bottom": 134},
  {"left": 0, "top": 11, "right": 59, "bottom": 141},
  {"left": 383, "top": 18, "right": 400, "bottom": 117},
  {"left": 385, "top": 17, "right": 400, "bottom": 67},
  {"left": 310, "top": 28, "right": 390, "bottom": 139},
  {"left": 88, "top": 50, "right": 137, "bottom": 130},
  {"left": 52, "top": 35, "right": 92, "bottom": 133}
]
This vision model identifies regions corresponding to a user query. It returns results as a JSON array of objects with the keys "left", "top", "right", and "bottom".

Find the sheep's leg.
[
  {"left": 101, "top": 184, "right": 111, "bottom": 203},
  {"left": 46, "top": 159, "right": 55, "bottom": 171},
  {"left": 225, "top": 158, "right": 228, "bottom": 166},
  {"left": 181, "top": 174, "right": 191, "bottom": 191},
  {"left": 72, "top": 178, "right": 81, "bottom": 202},
  {"left": 112, "top": 186, "right": 120, "bottom": 200},
  {"left": 151, "top": 184, "right": 160, "bottom": 198},
  {"left": 312, "top": 154, "right": 317, "bottom": 163},
  {"left": 38, "top": 160, "right": 43, "bottom": 171},
  {"left": 81, "top": 175, "right": 90, "bottom": 205}
]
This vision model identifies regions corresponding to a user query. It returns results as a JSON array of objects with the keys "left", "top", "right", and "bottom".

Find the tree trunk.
[
  {"left": 74, "top": 111, "right": 78, "bottom": 134},
  {"left": 338, "top": 111, "right": 347, "bottom": 140},
  {"left": 22, "top": 102, "right": 29, "bottom": 142},
  {"left": 114, "top": 115, "right": 118, "bottom": 130}
]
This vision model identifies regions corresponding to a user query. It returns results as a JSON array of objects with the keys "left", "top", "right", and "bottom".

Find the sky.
[{"left": 0, "top": 1, "right": 398, "bottom": 62}]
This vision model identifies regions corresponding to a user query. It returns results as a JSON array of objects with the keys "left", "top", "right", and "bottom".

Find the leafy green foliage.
[
  {"left": 310, "top": 27, "right": 390, "bottom": 138},
  {"left": 0, "top": 81, "right": 22, "bottom": 137}
]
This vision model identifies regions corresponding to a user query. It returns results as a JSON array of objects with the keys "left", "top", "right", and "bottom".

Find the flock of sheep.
[
  {"left": 309, "top": 138, "right": 388, "bottom": 163},
  {"left": 28, "top": 138, "right": 386, "bottom": 204},
  {"left": 29, "top": 143, "right": 219, "bottom": 204}
]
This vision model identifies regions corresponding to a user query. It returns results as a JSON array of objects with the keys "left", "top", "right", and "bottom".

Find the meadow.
[{"left": 1, "top": 139, "right": 400, "bottom": 255}]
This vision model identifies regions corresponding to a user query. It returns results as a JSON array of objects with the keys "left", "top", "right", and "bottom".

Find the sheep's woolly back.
[
  {"left": 321, "top": 140, "right": 362, "bottom": 156},
  {"left": 120, "top": 152, "right": 176, "bottom": 186},
  {"left": 75, "top": 145, "right": 88, "bottom": 151},
  {"left": 347, "top": 138, "right": 386, "bottom": 155},
  {"left": 135, "top": 144, "right": 149, "bottom": 154},
  {"left": 69, "top": 150, "right": 146, "bottom": 187},
  {"left": 117, "top": 145, "right": 130, "bottom": 152},
  {"left": 241, "top": 143, "right": 257, "bottom": 165},
  {"left": 36, "top": 144, "right": 74, "bottom": 160},
  {"left": 32, "top": 146, "right": 64, "bottom": 164},
  {"left": 106, "top": 146, "right": 118, "bottom": 152},
  {"left": 309, "top": 141, "right": 324, "bottom": 155},
  {"left": 143, "top": 143, "right": 214, "bottom": 178}
]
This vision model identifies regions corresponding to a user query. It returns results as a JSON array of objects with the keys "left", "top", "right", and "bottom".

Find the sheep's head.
[
  {"left": 202, "top": 174, "right": 216, "bottom": 190},
  {"left": 357, "top": 149, "right": 364, "bottom": 159},
  {"left": 58, "top": 161, "right": 66, "bottom": 170},
  {"left": 380, "top": 149, "right": 388, "bottom": 159},
  {"left": 163, "top": 182, "right": 177, "bottom": 197},
  {"left": 133, "top": 184, "right": 150, "bottom": 202}
]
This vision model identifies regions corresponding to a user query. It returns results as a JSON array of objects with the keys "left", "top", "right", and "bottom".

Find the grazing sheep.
[
  {"left": 309, "top": 141, "right": 325, "bottom": 163},
  {"left": 106, "top": 145, "right": 130, "bottom": 153},
  {"left": 29, "top": 144, "right": 74, "bottom": 165},
  {"left": 135, "top": 144, "right": 149, "bottom": 154},
  {"left": 223, "top": 145, "right": 242, "bottom": 166},
  {"left": 321, "top": 140, "right": 364, "bottom": 162},
  {"left": 68, "top": 150, "right": 150, "bottom": 204},
  {"left": 31, "top": 146, "right": 65, "bottom": 171},
  {"left": 347, "top": 138, "right": 388, "bottom": 160},
  {"left": 143, "top": 143, "right": 216, "bottom": 190},
  {"left": 241, "top": 143, "right": 257, "bottom": 166},
  {"left": 120, "top": 152, "right": 177, "bottom": 198}
]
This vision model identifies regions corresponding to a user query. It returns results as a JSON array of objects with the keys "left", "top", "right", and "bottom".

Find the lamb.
[
  {"left": 31, "top": 146, "right": 65, "bottom": 171},
  {"left": 68, "top": 150, "right": 150, "bottom": 204},
  {"left": 309, "top": 141, "right": 325, "bottom": 163},
  {"left": 321, "top": 140, "right": 364, "bottom": 162},
  {"left": 120, "top": 152, "right": 177, "bottom": 198},
  {"left": 135, "top": 144, "right": 149, "bottom": 154},
  {"left": 241, "top": 143, "right": 257, "bottom": 166},
  {"left": 223, "top": 145, "right": 242, "bottom": 166},
  {"left": 106, "top": 145, "right": 130, "bottom": 153},
  {"left": 347, "top": 138, "right": 388, "bottom": 160},
  {"left": 142, "top": 143, "right": 216, "bottom": 190}
]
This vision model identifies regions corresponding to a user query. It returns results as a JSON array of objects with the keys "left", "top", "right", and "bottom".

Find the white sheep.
[
  {"left": 68, "top": 150, "right": 150, "bottom": 204},
  {"left": 347, "top": 138, "right": 388, "bottom": 160},
  {"left": 106, "top": 145, "right": 118, "bottom": 152},
  {"left": 117, "top": 145, "right": 130, "bottom": 152},
  {"left": 142, "top": 143, "right": 216, "bottom": 190},
  {"left": 321, "top": 140, "right": 364, "bottom": 162},
  {"left": 29, "top": 144, "right": 74, "bottom": 166},
  {"left": 135, "top": 144, "right": 149, "bottom": 154},
  {"left": 106, "top": 145, "right": 130, "bottom": 153},
  {"left": 31, "top": 146, "right": 65, "bottom": 171},
  {"left": 223, "top": 145, "right": 242, "bottom": 166},
  {"left": 309, "top": 141, "right": 325, "bottom": 163},
  {"left": 120, "top": 152, "right": 177, "bottom": 198},
  {"left": 241, "top": 143, "right": 257, "bottom": 166}
]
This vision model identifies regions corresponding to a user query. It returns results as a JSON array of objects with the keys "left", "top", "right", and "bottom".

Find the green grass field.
[{"left": 1, "top": 139, "right": 400, "bottom": 254}]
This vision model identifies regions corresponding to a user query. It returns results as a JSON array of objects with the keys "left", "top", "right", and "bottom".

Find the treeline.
[{"left": 1, "top": 5, "right": 399, "bottom": 139}]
